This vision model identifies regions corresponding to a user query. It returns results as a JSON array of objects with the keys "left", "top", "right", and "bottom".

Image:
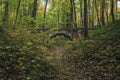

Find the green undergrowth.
[
  {"left": 0, "top": 26, "right": 55, "bottom": 80},
  {"left": 64, "top": 20, "right": 120, "bottom": 79},
  {"left": 49, "top": 36, "right": 70, "bottom": 46}
]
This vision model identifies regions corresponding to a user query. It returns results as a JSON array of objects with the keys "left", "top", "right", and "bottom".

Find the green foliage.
[
  {"left": 0, "top": 0, "right": 120, "bottom": 79},
  {"left": 91, "top": 20, "right": 120, "bottom": 40},
  {"left": 0, "top": 52, "right": 53, "bottom": 80},
  {"left": 0, "top": 25, "right": 55, "bottom": 80},
  {"left": 64, "top": 20, "right": 120, "bottom": 79},
  {"left": 49, "top": 36, "right": 70, "bottom": 46}
]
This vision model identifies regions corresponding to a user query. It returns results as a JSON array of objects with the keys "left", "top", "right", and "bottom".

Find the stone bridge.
[{"left": 48, "top": 28, "right": 97, "bottom": 40}]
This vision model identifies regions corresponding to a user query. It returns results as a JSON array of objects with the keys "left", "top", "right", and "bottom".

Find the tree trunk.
[
  {"left": 44, "top": 0, "right": 48, "bottom": 27},
  {"left": 91, "top": 0, "right": 95, "bottom": 27},
  {"left": 94, "top": 0, "right": 101, "bottom": 26},
  {"left": 88, "top": 0, "right": 91, "bottom": 27},
  {"left": 31, "top": 0, "right": 38, "bottom": 26},
  {"left": 111, "top": 0, "right": 115, "bottom": 22},
  {"left": 69, "top": 0, "right": 73, "bottom": 28},
  {"left": 84, "top": 0, "right": 88, "bottom": 38},
  {"left": 116, "top": 0, "right": 118, "bottom": 12},
  {"left": 101, "top": 0, "right": 105, "bottom": 26},
  {"left": 80, "top": 0, "right": 83, "bottom": 27},
  {"left": 32, "top": 0, "right": 38, "bottom": 19},
  {"left": 73, "top": 1, "right": 77, "bottom": 28},
  {"left": 3, "top": 0, "right": 9, "bottom": 26},
  {"left": 57, "top": 9, "right": 60, "bottom": 28},
  {"left": 73, "top": 1, "right": 79, "bottom": 39},
  {"left": 105, "top": 7, "right": 109, "bottom": 24},
  {"left": 14, "top": 0, "right": 21, "bottom": 29}
]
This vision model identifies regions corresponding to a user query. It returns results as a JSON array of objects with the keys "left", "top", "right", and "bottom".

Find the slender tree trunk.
[
  {"left": 115, "top": 0, "right": 118, "bottom": 20},
  {"left": 73, "top": 1, "right": 79, "bottom": 39},
  {"left": 3, "top": 0, "right": 9, "bottom": 26},
  {"left": 66, "top": 13, "right": 69, "bottom": 28},
  {"left": 32, "top": 0, "right": 37, "bottom": 19},
  {"left": 101, "top": 0, "right": 105, "bottom": 26},
  {"left": 80, "top": 1, "right": 83, "bottom": 27},
  {"left": 70, "top": 0, "right": 73, "bottom": 28},
  {"left": 57, "top": 1, "right": 60, "bottom": 28},
  {"left": 44, "top": 0, "right": 48, "bottom": 27},
  {"left": 111, "top": 0, "right": 115, "bottom": 22},
  {"left": 14, "top": 0, "right": 21, "bottom": 29},
  {"left": 94, "top": 0, "right": 101, "bottom": 26},
  {"left": 73, "top": 1, "right": 77, "bottom": 28},
  {"left": 31, "top": 0, "right": 38, "bottom": 26},
  {"left": 57, "top": 10, "right": 60, "bottom": 28},
  {"left": 84, "top": 0, "right": 88, "bottom": 38},
  {"left": 88, "top": 0, "right": 91, "bottom": 28},
  {"left": 105, "top": 7, "right": 109, "bottom": 24},
  {"left": 91, "top": 0, "right": 94, "bottom": 27},
  {"left": 116, "top": 0, "right": 118, "bottom": 12}
]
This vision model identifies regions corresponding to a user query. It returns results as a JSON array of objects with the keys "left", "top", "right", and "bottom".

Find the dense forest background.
[{"left": 0, "top": 0, "right": 120, "bottom": 80}]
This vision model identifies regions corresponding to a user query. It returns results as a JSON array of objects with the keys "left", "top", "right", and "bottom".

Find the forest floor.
[
  {"left": 47, "top": 45, "right": 67, "bottom": 79},
  {"left": 47, "top": 45, "right": 80, "bottom": 80}
]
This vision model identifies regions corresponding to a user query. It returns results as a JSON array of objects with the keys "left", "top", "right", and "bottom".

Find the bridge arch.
[{"left": 49, "top": 30, "right": 73, "bottom": 40}]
